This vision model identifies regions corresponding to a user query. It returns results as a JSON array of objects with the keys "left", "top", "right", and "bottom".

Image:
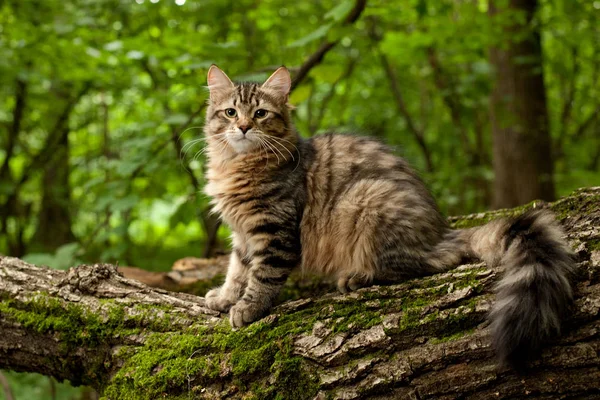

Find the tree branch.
[
  {"left": 426, "top": 48, "right": 473, "bottom": 157},
  {"left": 15, "top": 82, "right": 92, "bottom": 189},
  {"left": 378, "top": 53, "right": 434, "bottom": 172},
  {"left": 310, "top": 57, "right": 358, "bottom": 133},
  {"left": 365, "top": 17, "right": 434, "bottom": 172},
  {"left": 290, "top": 0, "right": 368, "bottom": 91},
  {"left": 1, "top": 187, "right": 600, "bottom": 398},
  {"left": 555, "top": 47, "right": 580, "bottom": 159},
  {"left": 572, "top": 105, "right": 600, "bottom": 140},
  {"left": 168, "top": 105, "right": 207, "bottom": 191}
]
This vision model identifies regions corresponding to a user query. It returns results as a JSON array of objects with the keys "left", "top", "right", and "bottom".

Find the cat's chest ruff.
[{"left": 205, "top": 167, "right": 263, "bottom": 228}]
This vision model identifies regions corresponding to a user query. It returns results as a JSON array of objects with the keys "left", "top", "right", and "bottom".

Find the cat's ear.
[
  {"left": 262, "top": 66, "right": 291, "bottom": 99},
  {"left": 207, "top": 65, "right": 234, "bottom": 100}
]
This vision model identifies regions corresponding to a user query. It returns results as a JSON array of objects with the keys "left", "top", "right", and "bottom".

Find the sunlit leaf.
[
  {"left": 289, "top": 85, "right": 312, "bottom": 104},
  {"left": 288, "top": 23, "right": 333, "bottom": 48},
  {"left": 126, "top": 50, "right": 145, "bottom": 59},
  {"left": 324, "top": 0, "right": 354, "bottom": 22},
  {"left": 104, "top": 41, "right": 123, "bottom": 51},
  {"left": 110, "top": 195, "right": 140, "bottom": 212},
  {"left": 164, "top": 114, "right": 189, "bottom": 125}
]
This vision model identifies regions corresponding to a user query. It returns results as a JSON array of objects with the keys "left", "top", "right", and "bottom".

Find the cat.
[{"left": 202, "top": 65, "right": 575, "bottom": 369}]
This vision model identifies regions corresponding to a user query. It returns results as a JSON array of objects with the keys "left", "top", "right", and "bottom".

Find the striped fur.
[{"left": 202, "top": 66, "right": 575, "bottom": 369}]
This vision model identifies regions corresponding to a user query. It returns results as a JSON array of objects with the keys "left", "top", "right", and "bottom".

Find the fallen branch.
[{"left": 1, "top": 187, "right": 599, "bottom": 399}]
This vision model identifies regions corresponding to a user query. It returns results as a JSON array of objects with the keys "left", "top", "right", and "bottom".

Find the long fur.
[
  {"left": 202, "top": 66, "right": 575, "bottom": 369},
  {"left": 471, "top": 211, "right": 574, "bottom": 368}
]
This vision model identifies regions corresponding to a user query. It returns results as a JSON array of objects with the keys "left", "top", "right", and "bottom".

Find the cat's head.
[{"left": 204, "top": 65, "right": 295, "bottom": 156}]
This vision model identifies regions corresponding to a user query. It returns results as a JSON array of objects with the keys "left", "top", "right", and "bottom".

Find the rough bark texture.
[
  {"left": 489, "top": 0, "right": 556, "bottom": 208},
  {"left": 1, "top": 187, "right": 599, "bottom": 400}
]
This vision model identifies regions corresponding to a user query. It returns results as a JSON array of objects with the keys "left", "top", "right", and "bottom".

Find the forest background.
[{"left": 1, "top": 0, "right": 599, "bottom": 398}]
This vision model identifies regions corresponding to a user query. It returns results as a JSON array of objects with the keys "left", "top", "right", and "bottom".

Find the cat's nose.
[{"left": 238, "top": 125, "right": 251, "bottom": 134}]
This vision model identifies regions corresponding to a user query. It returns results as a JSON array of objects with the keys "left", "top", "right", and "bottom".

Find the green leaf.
[
  {"left": 324, "top": 1, "right": 354, "bottom": 22},
  {"left": 164, "top": 114, "right": 189, "bottom": 125},
  {"left": 104, "top": 41, "right": 123, "bottom": 51},
  {"left": 288, "top": 23, "right": 333, "bottom": 48},
  {"left": 110, "top": 195, "right": 140, "bottom": 212},
  {"left": 22, "top": 243, "right": 81, "bottom": 270},
  {"left": 116, "top": 160, "right": 142, "bottom": 177},
  {"left": 186, "top": 61, "right": 216, "bottom": 70},
  {"left": 311, "top": 64, "right": 344, "bottom": 84},
  {"left": 169, "top": 197, "right": 197, "bottom": 228},
  {"left": 86, "top": 47, "right": 102, "bottom": 58},
  {"left": 126, "top": 50, "right": 145, "bottom": 60},
  {"left": 289, "top": 85, "right": 312, "bottom": 104}
]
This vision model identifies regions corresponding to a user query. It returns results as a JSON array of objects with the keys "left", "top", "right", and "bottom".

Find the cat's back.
[
  {"left": 305, "top": 133, "right": 432, "bottom": 205},
  {"left": 309, "top": 133, "right": 403, "bottom": 169}
]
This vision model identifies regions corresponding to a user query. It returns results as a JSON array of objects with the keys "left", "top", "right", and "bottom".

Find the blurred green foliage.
[
  {"left": 0, "top": 372, "right": 81, "bottom": 400},
  {"left": 0, "top": 0, "right": 599, "bottom": 397}
]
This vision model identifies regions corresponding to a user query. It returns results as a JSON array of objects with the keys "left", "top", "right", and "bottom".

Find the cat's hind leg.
[
  {"left": 328, "top": 180, "right": 389, "bottom": 294},
  {"left": 336, "top": 274, "right": 371, "bottom": 294}
]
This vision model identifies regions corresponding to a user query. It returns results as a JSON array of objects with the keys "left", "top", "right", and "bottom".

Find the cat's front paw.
[
  {"left": 229, "top": 300, "right": 268, "bottom": 329},
  {"left": 205, "top": 287, "right": 236, "bottom": 313}
]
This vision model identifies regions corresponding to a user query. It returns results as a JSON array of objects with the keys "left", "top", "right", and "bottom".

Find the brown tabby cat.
[{"left": 203, "top": 65, "right": 574, "bottom": 368}]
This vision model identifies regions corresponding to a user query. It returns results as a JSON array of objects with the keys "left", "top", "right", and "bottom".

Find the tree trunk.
[
  {"left": 1, "top": 187, "right": 599, "bottom": 399},
  {"left": 30, "top": 128, "right": 76, "bottom": 252},
  {"left": 488, "top": 0, "right": 555, "bottom": 209}
]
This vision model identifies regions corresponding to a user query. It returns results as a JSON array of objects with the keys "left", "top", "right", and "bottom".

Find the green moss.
[
  {"left": 103, "top": 307, "right": 322, "bottom": 400},
  {"left": 393, "top": 294, "right": 483, "bottom": 342},
  {"left": 587, "top": 238, "right": 600, "bottom": 251},
  {"left": 2, "top": 295, "right": 115, "bottom": 348},
  {"left": 551, "top": 189, "right": 600, "bottom": 221},
  {"left": 329, "top": 299, "right": 383, "bottom": 332},
  {"left": 449, "top": 200, "right": 539, "bottom": 229},
  {"left": 0, "top": 293, "right": 187, "bottom": 388},
  {"left": 429, "top": 328, "right": 475, "bottom": 344},
  {"left": 448, "top": 188, "right": 600, "bottom": 230},
  {"left": 378, "top": 267, "right": 487, "bottom": 338}
]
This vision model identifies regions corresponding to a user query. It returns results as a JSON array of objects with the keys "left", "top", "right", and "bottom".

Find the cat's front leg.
[
  {"left": 205, "top": 248, "right": 249, "bottom": 313},
  {"left": 229, "top": 232, "right": 300, "bottom": 328}
]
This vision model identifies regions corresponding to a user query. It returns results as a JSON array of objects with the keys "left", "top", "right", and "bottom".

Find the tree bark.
[
  {"left": 488, "top": 0, "right": 555, "bottom": 209},
  {"left": 1, "top": 187, "right": 600, "bottom": 399}
]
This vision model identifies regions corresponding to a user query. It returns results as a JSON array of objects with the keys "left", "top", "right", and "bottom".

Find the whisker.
[
  {"left": 181, "top": 138, "right": 205, "bottom": 155},
  {"left": 193, "top": 136, "right": 228, "bottom": 161},
  {"left": 258, "top": 135, "right": 286, "bottom": 164},
  {"left": 216, "top": 137, "right": 229, "bottom": 158},
  {"left": 257, "top": 139, "right": 269, "bottom": 173},
  {"left": 181, "top": 132, "right": 226, "bottom": 158},
  {"left": 178, "top": 126, "right": 205, "bottom": 140},
  {"left": 263, "top": 135, "right": 296, "bottom": 161},
  {"left": 261, "top": 134, "right": 301, "bottom": 172},
  {"left": 258, "top": 136, "right": 281, "bottom": 165}
]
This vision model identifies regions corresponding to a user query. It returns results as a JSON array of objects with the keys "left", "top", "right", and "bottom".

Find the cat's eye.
[
  {"left": 254, "top": 109, "right": 268, "bottom": 118},
  {"left": 225, "top": 108, "right": 237, "bottom": 117}
]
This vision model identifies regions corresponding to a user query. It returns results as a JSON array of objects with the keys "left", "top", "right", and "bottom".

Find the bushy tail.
[{"left": 431, "top": 209, "right": 575, "bottom": 369}]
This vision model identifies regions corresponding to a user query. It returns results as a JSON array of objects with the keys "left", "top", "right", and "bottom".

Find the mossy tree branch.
[{"left": 1, "top": 187, "right": 600, "bottom": 399}]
